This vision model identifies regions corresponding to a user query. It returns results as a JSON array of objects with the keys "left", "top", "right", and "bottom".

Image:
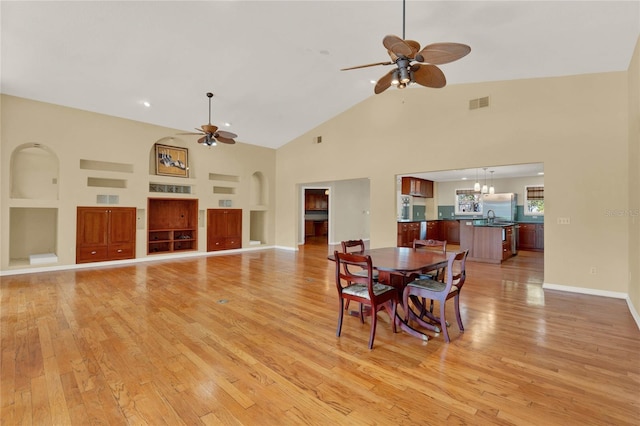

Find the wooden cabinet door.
[
  {"left": 518, "top": 224, "right": 537, "bottom": 250},
  {"left": 397, "top": 223, "right": 409, "bottom": 247},
  {"left": 77, "top": 208, "right": 109, "bottom": 247},
  {"left": 109, "top": 208, "right": 136, "bottom": 245},
  {"left": 77, "top": 207, "right": 136, "bottom": 263},
  {"left": 426, "top": 221, "right": 441, "bottom": 240},
  {"left": 445, "top": 221, "right": 460, "bottom": 244},
  {"left": 207, "top": 209, "right": 242, "bottom": 251}
]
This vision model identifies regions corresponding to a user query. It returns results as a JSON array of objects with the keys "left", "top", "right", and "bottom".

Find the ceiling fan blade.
[
  {"left": 383, "top": 34, "right": 413, "bottom": 57},
  {"left": 201, "top": 124, "right": 219, "bottom": 134},
  {"left": 197, "top": 135, "right": 208, "bottom": 145},
  {"left": 341, "top": 61, "right": 393, "bottom": 71},
  {"left": 416, "top": 42, "right": 471, "bottom": 65},
  {"left": 413, "top": 64, "right": 447, "bottom": 88},
  {"left": 177, "top": 132, "right": 204, "bottom": 136},
  {"left": 215, "top": 136, "right": 236, "bottom": 144},
  {"left": 405, "top": 40, "right": 421, "bottom": 57},
  {"left": 374, "top": 69, "right": 395, "bottom": 94},
  {"left": 215, "top": 130, "right": 238, "bottom": 139}
]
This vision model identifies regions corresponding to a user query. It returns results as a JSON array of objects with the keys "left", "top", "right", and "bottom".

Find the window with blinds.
[
  {"left": 524, "top": 185, "right": 544, "bottom": 215},
  {"left": 455, "top": 188, "right": 482, "bottom": 215}
]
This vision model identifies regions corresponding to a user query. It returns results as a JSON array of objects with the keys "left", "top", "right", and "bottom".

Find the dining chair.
[
  {"left": 412, "top": 239, "right": 447, "bottom": 280},
  {"left": 341, "top": 239, "right": 379, "bottom": 319},
  {"left": 341, "top": 239, "right": 379, "bottom": 281},
  {"left": 402, "top": 250, "right": 468, "bottom": 342},
  {"left": 334, "top": 251, "right": 398, "bottom": 349}
]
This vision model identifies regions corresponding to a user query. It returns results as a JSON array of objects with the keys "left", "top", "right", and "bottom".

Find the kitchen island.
[{"left": 459, "top": 220, "right": 516, "bottom": 264}]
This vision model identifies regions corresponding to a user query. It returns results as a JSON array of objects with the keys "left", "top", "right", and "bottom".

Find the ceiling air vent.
[{"left": 469, "top": 96, "right": 490, "bottom": 110}]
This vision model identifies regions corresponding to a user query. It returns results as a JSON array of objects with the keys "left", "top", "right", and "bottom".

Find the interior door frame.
[{"left": 299, "top": 184, "right": 331, "bottom": 246}]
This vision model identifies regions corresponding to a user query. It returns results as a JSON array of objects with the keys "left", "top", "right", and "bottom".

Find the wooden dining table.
[{"left": 329, "top": 246, "right": 449, "bottom": 341}]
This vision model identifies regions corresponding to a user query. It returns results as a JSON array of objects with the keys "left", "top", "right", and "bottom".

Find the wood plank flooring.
[{"left": 1, "top": 241, "right": 639, "bottom": 425}]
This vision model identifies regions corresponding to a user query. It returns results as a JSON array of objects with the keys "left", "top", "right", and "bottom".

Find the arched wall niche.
[
  {"left": 250, "top": 171, "right": 268, "bottom": 207},
  {"left": 10, "top": 143, "right": 59, "bottom": 200}
]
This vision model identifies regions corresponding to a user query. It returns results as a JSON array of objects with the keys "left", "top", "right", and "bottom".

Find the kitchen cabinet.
[
  {"left": 502, "top": 226, "right": 515, "bottom": 260},
  {"left": 305, "top": 220, "right": 328, "bottom": 237},
  {"left": 401, "top": 177, "right": 433, "bottom": 198},
  {"left": 305, "top": 192, "right": 328, "bottom": 211},
  {"left": 397, "top": 221, "right": 424, "bottom": 247},
  {"left": 460, "top": 222, "right": 516, "bottom": 264},
  {"left": 517, "top": 223, "right": 544, "bottom": 251},
  {"left": 76, "top": 207, "right": 136, "bottom": 263},
  {"left": 442, "top": 220, "right": 460, "bottom": 244},
  {"left": 426, "top": 220, "right": 442, "bottom": 240},
  {"left": 207, "top": 209, "right": 242, "bottom": 251},
  {"left": 305, "top": 220, "right": 314, "bottom": 236},
  {"left": 148, "top": 198, "right": 198, "bottom": 254},
  {"left": 536, "top": 224, "right": 544, "bottom": 250}
]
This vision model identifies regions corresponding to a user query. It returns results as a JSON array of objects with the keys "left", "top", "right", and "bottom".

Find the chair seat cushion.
[
  {"left": 352, "top": 269, "right": 380, "bottom": 280},
  {"left": 407, "top": 278, "right": 458, "bottom": 294},
  {"left": 343, "top": 283, "right": 395, "bottom": 299}
]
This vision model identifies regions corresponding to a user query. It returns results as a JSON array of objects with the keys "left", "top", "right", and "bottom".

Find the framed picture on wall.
[{"left": 155, "top": 144, "right": 189, "bottom": 178}]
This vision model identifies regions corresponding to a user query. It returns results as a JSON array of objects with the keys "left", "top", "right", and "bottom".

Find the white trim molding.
[{"left": 543, "top": 282, "right": 639, "bottom": 330}]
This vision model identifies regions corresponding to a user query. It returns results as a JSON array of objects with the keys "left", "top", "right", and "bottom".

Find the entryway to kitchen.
[{"left": 304, "top": 188, "right": 329, "bottom": 245}]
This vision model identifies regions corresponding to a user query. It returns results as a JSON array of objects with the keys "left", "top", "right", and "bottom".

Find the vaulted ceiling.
[{"left": 2, "top": 1, "right": 638, "bottom": 149}]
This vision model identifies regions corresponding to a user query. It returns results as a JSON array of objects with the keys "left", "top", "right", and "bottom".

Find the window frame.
[
  {"left": 524, "top": 185, "right": 544, "bottom": 216},
  {"left": 454, "top": 188, "right": 483, "bottom": 216}
]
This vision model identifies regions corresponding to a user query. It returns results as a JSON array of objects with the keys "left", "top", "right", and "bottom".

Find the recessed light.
[
  {"left": 461, "top": 177, "right": 468, "bottom": 180},
  {"left": 538, "top": 172, "right": 544, "bottom": 175},
  {"left": 224, "top": 122, "right": 231, "bottom": 127},
  {"left": 142, "top": 101, "right": 151, "bottom": 108},
  {"left": 370, "top": 80, "right": 376, "bottom": 84}
]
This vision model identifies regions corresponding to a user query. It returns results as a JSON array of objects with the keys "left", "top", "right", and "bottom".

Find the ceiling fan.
[
  {"left": 341, "top": 0, "right": 471, "bottom": 94},
  {"left": 178, "top": 92, "right": 237, "bottom": 146}
]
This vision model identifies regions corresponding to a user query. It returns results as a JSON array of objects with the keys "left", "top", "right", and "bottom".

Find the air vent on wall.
[{"left": 469, "top": 96, "right": 490, "bottom": 110}]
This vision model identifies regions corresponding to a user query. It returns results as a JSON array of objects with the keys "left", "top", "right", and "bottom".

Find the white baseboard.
[
  {"left": 543, "top": 282, "right": 639, "bottom": 330},
  {"left": 0, "top": 245, "right": 276, "bottom": 276}
]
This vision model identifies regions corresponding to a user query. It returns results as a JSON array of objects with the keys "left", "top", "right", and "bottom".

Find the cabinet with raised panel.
[
  {"left": 207, "top": 209, "right": 242, "bottom": 251},
  {"left": 401, "top": 177, "right": 434, "bottom": 198},
  {"left": 76, "top": 207, "right": 136, "bottom": 263}
]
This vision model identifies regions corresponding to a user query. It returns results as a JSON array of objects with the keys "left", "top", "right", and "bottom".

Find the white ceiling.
[{"left": 2, "top": 1, "right": 639, "bottom": 149}]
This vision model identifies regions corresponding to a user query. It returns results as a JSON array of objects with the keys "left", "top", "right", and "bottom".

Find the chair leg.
[
  {"left": 454, "top": 294, "right": 464, "bottom": 332},
  {"left": 440, "top": 301, "right": 450, "bottom": 343},
  {"left": 345, "top": 300, "right": 351, "bottom": 311},
  {"left": 337, "top": 298, "right": 344, "bottom": 337},
  {"left": 359, "top": 303, "right": 365, "bottom": 324},
  {"left": 390, "top": 301, "right": 397, "bottom": 333},
  {"left": 368, "top": 310, "right": 377, "bottom": 349}
]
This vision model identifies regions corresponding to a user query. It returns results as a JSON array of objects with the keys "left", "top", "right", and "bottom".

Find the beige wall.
[
  {"left": 276, "top": 71, "right": 630, "bottom": 296},
  {"left": 628, "top": 37, "right": 640, "bottom": 314},
  {"left": 1, "top": 95, "right": 276, "bottom": 270}
]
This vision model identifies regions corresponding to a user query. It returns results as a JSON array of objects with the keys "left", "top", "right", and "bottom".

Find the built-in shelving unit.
[{"left": 147, "top": 198, "right": 198, "bottom": 254}]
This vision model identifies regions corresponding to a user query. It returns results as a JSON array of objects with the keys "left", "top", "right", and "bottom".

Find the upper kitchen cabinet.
[
  {"left": 401, "top": 177, "right": 433, "bottom": 198},
  {"left": 305, "top": 189, "right": 328, "bottom": 211}
]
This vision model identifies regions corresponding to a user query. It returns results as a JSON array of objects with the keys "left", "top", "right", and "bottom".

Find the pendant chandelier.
[
  {"left": 481, "top": 168, "right": 488, "bottom": 194},
  {"left": 489, "top": 170, "right": 495, "bottom": 194}
]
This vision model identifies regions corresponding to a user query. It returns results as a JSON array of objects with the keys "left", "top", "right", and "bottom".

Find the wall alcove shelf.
[{"left": 147, "top": 198, "right": 198, "bottom": 254}]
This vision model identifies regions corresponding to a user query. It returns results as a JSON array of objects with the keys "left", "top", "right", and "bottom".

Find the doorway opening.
[{"left": 303, "top": 188, "right": 329, "bottom": 246}]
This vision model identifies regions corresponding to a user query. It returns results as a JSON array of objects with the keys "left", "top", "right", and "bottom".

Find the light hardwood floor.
[{"left": 1, "top": 241, "right": 639, "bottom": 425}]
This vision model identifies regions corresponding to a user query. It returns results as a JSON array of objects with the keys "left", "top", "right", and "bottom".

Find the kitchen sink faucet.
[{"left": 487, "top": 209, "right": 496, "bottom": 224}]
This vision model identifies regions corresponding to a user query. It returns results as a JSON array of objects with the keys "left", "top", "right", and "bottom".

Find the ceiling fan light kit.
[
  {"left": 342, "top": 0, "right": 470, "bottom": 94},
  {"left": 177, "top": 92, "right": 238, "bottom": 146}
]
